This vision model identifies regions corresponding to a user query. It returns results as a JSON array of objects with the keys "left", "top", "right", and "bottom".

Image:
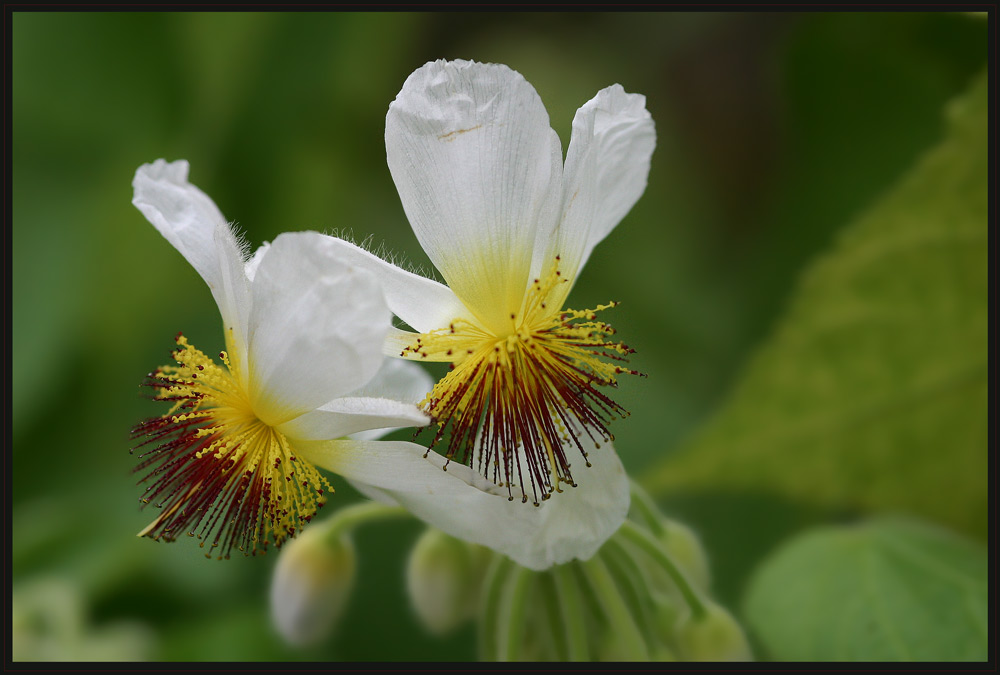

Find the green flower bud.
[
  {"left": 626, "top": 483, "right": 711, "bottom": 592},
  {"left": 473, "top": 510, "right": 744, "bottom": 662},
  {"left": 407, "top": 528, "right": 486, "bottom": 635},
  {"left": 652, "top": 591, "right": 683, "bottom": 641},
  {"left": 270, "top": 526, "right": 356, "bottom": 646},
  {"left": 674, "top": 601, "right": 752, "bottom": 662},
  {"left": 659, "top": 518, "right": 711, "bottom": 591}
]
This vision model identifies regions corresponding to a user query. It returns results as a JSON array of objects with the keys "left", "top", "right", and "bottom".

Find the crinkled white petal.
[
  {"left": 132, "top": 160, "right": 251, "bottom": 381},
  {"left": 308, "top": 236, "right": 473, "bottom": 333},
  {"left": 551, "top": 85, "right": 655, "bottom": 284},
  {"left": 297, "top": 437, "right": 629, "bottom": 571},
  {"left": 386, "top": 59, "right": 563, "bottom": 334},
  {"left": 279, "top": 397, "right": 429, "bottom": 442},
  {"left": 132, "top": 159, "right": 232, "bottom": 290},
  {"left": 246, "top": 232, "right": 390, "bottom": 425}
]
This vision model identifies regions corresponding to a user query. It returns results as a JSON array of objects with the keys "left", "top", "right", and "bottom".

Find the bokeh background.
[{"left": 12, "top": 11, "right": 987, "bottom": 661}]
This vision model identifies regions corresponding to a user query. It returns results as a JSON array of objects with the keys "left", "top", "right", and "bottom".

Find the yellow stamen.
[
  {"left": 402, "top": 258, "right": 643, "bottom": 505},
  {"left": 131, "top": 334, "right": 330, "bottom": 559}
]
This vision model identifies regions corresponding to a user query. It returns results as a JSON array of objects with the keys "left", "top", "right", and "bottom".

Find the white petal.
[
  {"left": 554, "top": 85, "right": 655, "bottom": 280},
  {"left": 132, "top": 160, "right": 251, "bottom": 378},
  {"left": 343, "top": 355, "right": 433, "bottom": 402},
  {"left": 278, "top": 397, "right": 429, "bottom": 442},
  {"left": 297, "top": 437, "right": 629, "bottom": 571},
  {"left": 132, "top": 159, "right": 231, "bottom": 289},
  {"left": 244, "top": 241, "right": 270, "bottom": 281},
  {"left": 386, "top": 59, "right": 563, "bottom": 334},
  {"left": 211, "top": 223, "right": 255, "bottom": 387},
  {"left": 246, "top": 232, "right": 390, "bottom": 425},
  {"left": 342, "top": 358, "right": 434, "bottom": 441},
  {"left": 309, "top": 237, "right": 472, "bottom": 333}
]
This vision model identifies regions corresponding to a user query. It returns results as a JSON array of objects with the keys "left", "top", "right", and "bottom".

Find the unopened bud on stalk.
[
  {"left": 659, "top": 518, "right": 711, "bottom": 591},
  {"left": 407, "top": 528, "right": 487, "bottom": 635},
  {"left": 674, "top": 600, "right": 752, "bottom": 661},
  {"left": 270, "top": 525, "right": 356, "bottom": 646}
]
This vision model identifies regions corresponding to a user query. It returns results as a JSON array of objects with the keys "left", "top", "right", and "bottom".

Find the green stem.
[
  {"left": 581, "top": 554, "right": 649, "bottom": 660},
  {"left": 496, "top": 566, "right": 534, "bottom": 661},
  {"left": 322, "top": 502, "right": 408, "bottom": 542},
  {"left": 538, "top": 573, "right": 567, "bottom": 661},
  {"left": 629, "top": 482, "right": 667, "bottom": 538},
  {"left": 478, "top": 555, "right": 512, "bottom": 661},
  {"left": 618, "top": 520, "right": 707, "bottom": 620},
  {"left": 553, "top": 565, "right": 590, "bottom": 661},
  {"left": 601, "top": 536, "right": 659, "bottom": 647}
]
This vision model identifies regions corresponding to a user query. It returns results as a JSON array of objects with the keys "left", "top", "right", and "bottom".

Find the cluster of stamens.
[
  {"left": 402, "top": 258, "right": 644, "bottom": 506},
  {"left": 130, "top": 334, "right": 330, "bottom": 559}
]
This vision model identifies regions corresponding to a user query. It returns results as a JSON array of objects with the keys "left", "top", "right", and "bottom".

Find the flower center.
[
  {"left": 131, "top": 334, "right": 330, "bottom": 559},
  {"left": 401, "top": 259, "right": 644, "bottom": 506}
]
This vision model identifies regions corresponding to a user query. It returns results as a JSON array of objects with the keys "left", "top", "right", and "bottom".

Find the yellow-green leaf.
[{"left": 643, "top": 71, "right": 986, "bottom": 538}]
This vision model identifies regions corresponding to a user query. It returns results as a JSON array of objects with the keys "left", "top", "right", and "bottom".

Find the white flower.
[
  {"left": 316, "top": 60, "right": 656, "bottom": 569},
  {"left": 130, "top": 159, "right": 436, "bottom": 558}
]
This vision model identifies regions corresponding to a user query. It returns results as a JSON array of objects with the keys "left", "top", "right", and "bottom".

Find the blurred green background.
[{"left": 12, "top": 11, "right": 986, "bottom": 661}]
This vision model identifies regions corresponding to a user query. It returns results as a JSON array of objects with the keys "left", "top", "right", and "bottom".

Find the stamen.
[
  {"left": 410, "top": 258, "right": 644, "bottom": 504},
  {"left": 131, "top": 334, "right": 330, "bottom": 559}
]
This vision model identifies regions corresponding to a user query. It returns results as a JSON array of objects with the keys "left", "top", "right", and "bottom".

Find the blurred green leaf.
[
  {"left": 644, "top": 71, "right": 986, "bottom": 537},
  {"left": 743, "top": 517, "right": 986, "bottom": 661}
]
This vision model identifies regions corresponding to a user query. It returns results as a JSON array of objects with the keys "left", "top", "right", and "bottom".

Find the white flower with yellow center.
[
  {"left": 131, "top": 159, "right": 439, "bottom": 559},
  {"left": 325, "top": 60, "right": 656, "bottom": 569}
]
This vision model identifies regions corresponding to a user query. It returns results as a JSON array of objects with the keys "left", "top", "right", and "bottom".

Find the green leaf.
[
  {"left": 743, "top": 517, "right": 986, "bottom": 661},
  {"left": 643, "top": 71, "right": 987, "bottom": 537}
]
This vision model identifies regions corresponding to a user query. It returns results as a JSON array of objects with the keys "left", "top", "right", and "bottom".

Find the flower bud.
[
  {"left": 270, "top": 526, "right": 356, "bottom": 647},
  {"left": 659, "top": 518, "right": 711, "bottom": 590},
  {"left": 674, "top": 601, "right": 752, "bottom": 661},
  {"left": 406, "top": 528, "right": 485, "bottom": 635}
]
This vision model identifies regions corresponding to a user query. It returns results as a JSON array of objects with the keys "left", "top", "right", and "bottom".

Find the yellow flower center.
[
  {"left": 401, "top": 258, "right": 643, "bottom": 505},
  {"left": 131, "top": 334, "right": 330, "bottom": 559}
]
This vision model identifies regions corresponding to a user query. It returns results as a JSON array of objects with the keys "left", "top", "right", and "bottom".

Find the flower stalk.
[
  {"left": 553, "top": 566, "right": 589, "bottom": 660},
  {"left": 618, "top": 520, "right": 707, "bottom": 620},
  {"left": 321, "top": 501, "right": 408, "bottom": 542}
]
